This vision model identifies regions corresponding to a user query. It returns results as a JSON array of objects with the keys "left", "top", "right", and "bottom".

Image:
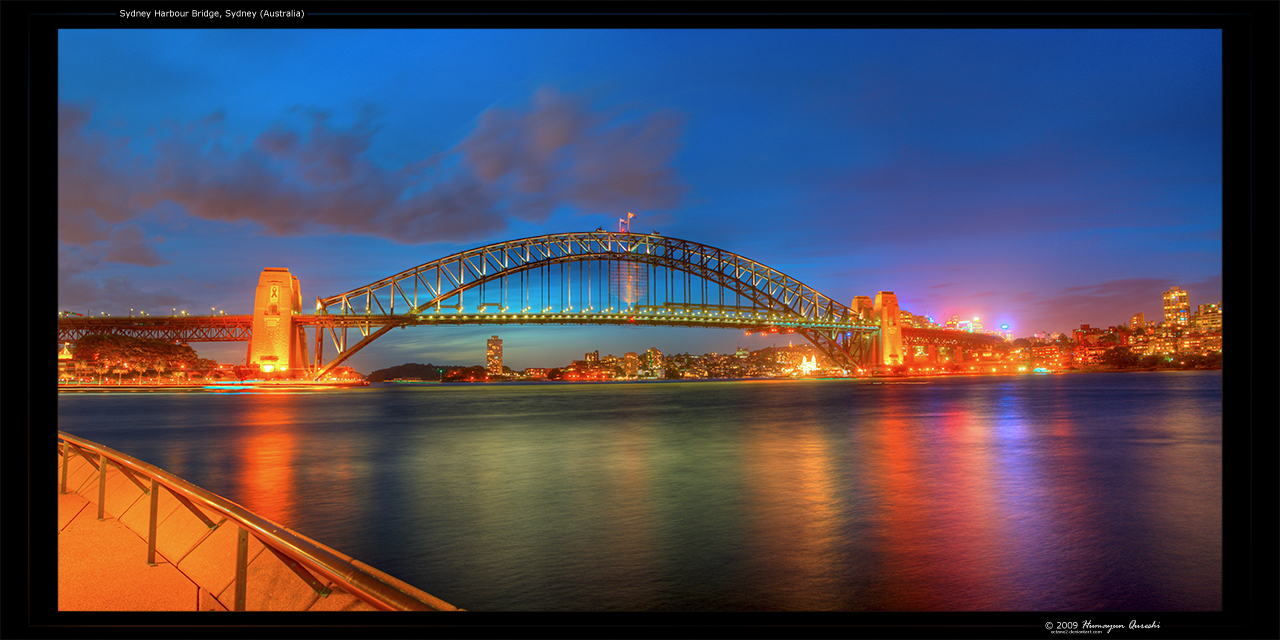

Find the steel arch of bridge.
[{"left": 309, "top": 231, "right": 879, "bottom": 379}]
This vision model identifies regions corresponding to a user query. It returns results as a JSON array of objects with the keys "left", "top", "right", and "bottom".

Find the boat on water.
[{"left": 388, "top": 378, "right": 440, "bottom": 384}]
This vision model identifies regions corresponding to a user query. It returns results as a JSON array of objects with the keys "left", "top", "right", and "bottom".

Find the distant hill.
[{"left": 366, "top": 362, "right": 454, "bottom": 382}]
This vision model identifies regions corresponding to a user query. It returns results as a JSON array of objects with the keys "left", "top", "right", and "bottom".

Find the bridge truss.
[
  {"left": 309, "top": 231, "right": 879, "bottom": 379},
  {"left": 56, "top": 315, "right": 254, "bottom": 344}
]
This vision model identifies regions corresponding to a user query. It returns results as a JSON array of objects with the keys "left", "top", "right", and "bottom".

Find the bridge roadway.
[
  {"left": 57, "top": 306, "right": 871, "bottom": 339},
  {"left": 57, "top": 312, "right": 1002, "bottom": 349}
]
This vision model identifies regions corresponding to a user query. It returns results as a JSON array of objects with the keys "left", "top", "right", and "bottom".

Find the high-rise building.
[
  {"left": 486, "top": 335, "right": 503, "bottom": 376},
  {"left": 1130, "top": 312, "right": 1146, "bottom": 331},
  {"left": 1163, "top": 286, "right": 1190, "bottom": 327}
]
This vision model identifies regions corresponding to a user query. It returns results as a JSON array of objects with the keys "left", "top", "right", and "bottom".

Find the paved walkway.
[{"left": 58, "top": 491, "right": 205, "bottom": 611}]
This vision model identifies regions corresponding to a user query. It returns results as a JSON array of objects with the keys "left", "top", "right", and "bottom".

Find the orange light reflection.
[{"left": 237, "top": 394, "right": 298, "bottom": 526}]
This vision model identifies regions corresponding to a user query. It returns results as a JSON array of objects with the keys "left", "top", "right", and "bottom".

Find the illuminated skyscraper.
[
  {"left": 1163, "top": 286, "right": 1190, "bottom": 327},
  {"left": 1131, "top": 312, "right": 1146, "bottom": 331},
  {"left": 486, "top": 335, "right": 503, "bottom": 376}
]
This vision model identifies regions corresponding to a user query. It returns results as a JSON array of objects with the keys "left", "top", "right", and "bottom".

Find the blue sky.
[{"left": 56, "top": 27, "right": 1223, "bottom": 372}]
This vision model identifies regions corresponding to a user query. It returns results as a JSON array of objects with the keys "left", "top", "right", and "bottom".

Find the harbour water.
[{"left": 55, "top": 371, "right": 1223, "bottom": 612}]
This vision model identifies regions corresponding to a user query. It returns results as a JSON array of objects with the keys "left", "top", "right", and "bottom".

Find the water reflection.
[
  {"left": 741, "top": 407, "right": 843, "bottom": 610},
  {"left": 234, "top": 395, "right": 299, "bottom": 526},
  {"left": 56, "top": 372, "right": 1223, "bottom": 611}
]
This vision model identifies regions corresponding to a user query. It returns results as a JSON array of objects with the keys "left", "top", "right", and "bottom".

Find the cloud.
[
  {"left": 57, "top": 102, "right": 150, "bottom": 245},
  {"left": 57, "top": 245, "right": 185, "bottom": 313},
  {"left": 102, "top": 225, "right": 166, "bottom": 266},
  {"left": 457, "top": 87, "right": 685, "bottom": 224},
  {"left": 57, "top": 87, "right": 686, "bottom": 254}
]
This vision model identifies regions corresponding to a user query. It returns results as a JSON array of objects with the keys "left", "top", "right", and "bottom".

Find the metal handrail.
[{"left": 58, "top": 431, "right": 456, "bottom": 611}]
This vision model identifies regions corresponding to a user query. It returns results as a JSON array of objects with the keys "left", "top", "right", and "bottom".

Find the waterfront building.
[
  {"left": 58, "top": 343, "right": 75, "bottom": 381},
  {"left": 1194, "top": 303, "right": 1222, "bottom": 333},
  {"left": 1200, "top": 331, "right": 1223, "bottom": 353},
  {"left": 486, "top": 335, "right": 503, "bottom": 376},
  {"left": 622, "top": 352, "right": 640, "bottom": 377},
  {"left": 1131, "top": 312, "right": 1146, "bottom": 331},
  {"left": 643, "top": 348, "right": 664, "bottom": 377},
  {"left": 1178, "top": 333, "right": 1203, "bottom": 355},
  {"left": 1073, "top": 344, "right": 1108, "bottom": 366},
  {"left": 1073, "top": 324, "right": 1105, "bottom": 344},
  {"left": 1163, "top": 286, "right": 1190, "bottom": 327}
]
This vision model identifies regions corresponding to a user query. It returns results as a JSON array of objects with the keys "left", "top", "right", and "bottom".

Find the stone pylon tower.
[
  {"left": 874, "top": 291, "right": 903, "bottom": 367},
  {"left": 246, "top": 268, "right": 308, "bottom": 377}
]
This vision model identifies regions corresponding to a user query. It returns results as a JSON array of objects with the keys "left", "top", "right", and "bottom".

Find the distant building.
[
  {"left": 1194, "top": 303, "right": 1222, "bottom": 333},
  {"left": 486, "top": 335, "right": 503, "bottom": 376},
  {"left": 1130, "top": 312, "right": 1146, "bottom": 331},
  {"left": 1163, "top": 286, "right": 1190, "bottom": 328},
  {"left": 643, "top": 348, "right": 664, "bottom": 377},
  {"left": 622, "top": 352, "right": 640, "bottom": 377},
  {"left": 1030, "top": 345, "right": 1066, "bottom": 369},
  {"left": 585, "top": 350, "right": 599, "bottom": 363},
  {"left": 58, "top": 343, "right": 75, "bottom": 380}
]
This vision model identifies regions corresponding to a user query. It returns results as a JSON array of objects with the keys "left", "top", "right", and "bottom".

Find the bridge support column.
[
  {"left": 874, "top": 292, "right": 903, "bottom": 368},
  {"left": 927, "top": 344, "right": 937, "bottom": 364},
  {"left": 246, "top": 268, "right": 308, "bottom": 379}
]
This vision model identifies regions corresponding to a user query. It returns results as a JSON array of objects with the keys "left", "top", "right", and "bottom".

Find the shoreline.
[
  {"left": 57, "top": 367, "right": 1221, "bottom": 392},
  {"left": 58, "top": 379, "right": 370, "bottom": 392}
]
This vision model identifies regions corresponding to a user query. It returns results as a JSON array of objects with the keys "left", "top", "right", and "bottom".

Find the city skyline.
[{"left": 55, "top": 25, "right": 1224, "bottom": 372}]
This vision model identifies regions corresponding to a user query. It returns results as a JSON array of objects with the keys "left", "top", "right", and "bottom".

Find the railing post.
[
  {"left": 60, "top": 441, "right": 70, "bottom": 495},
  {"left": 97, "top": 454, "right": 108, "bottom": 520},
  {"left": 235, "top": 527, "right": 249, "bottom": 611},
  {"left": 147, "top": 478, "right": 159, "bottom": 566}
]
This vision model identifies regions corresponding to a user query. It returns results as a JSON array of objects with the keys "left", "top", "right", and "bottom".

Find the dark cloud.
[
  {"left": 102, "top": 225, "right": 166, "bottom": 266},
  {"left": 456, "top": 87, "right": 685, "bottom": 224},
  {"left": 58, "top": 245, "right": 185, "bottom": 313},
  {"left": 57, "top": 88, "right": 686, "bottom": 257},
  {"left": 58, "top": 102, "right": 149, "bottom": 244}
]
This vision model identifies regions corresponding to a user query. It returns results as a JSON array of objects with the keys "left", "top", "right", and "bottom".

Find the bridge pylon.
[
  {"left": 246, "top": 268, "right": 309, "bottom": 378},
  {"left": 874, "top": 291, "right": 903, "bottom": 367}
]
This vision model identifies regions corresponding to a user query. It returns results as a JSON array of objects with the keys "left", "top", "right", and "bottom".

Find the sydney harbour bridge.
[{"left": 57, "top": 231, "right": 1007, "bottom": 380}]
